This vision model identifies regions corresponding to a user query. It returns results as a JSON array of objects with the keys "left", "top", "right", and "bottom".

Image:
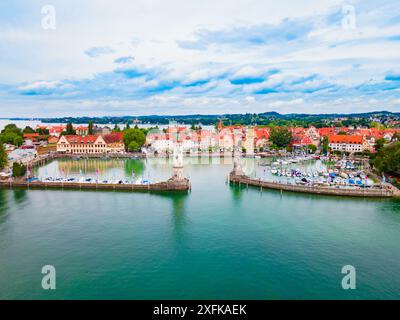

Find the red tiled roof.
[
  {"left": 166, "top": 127, "right": 187, "bottom": 134},
  {"left": 328, "top": 135, "right": 363, "bottom": 144},
  {"left": 290, "top": 127, "right": 306, "bottom": 135},
  {"left": 49, "top": 126, "right": 65, "bottom": 133},
  {"left": 23, "top": 133, "right": 40, "bottom": 139},
  {"left": 64, "top": 135, "right": 99, "bottom": 144},
  {"left": 36, "top": 125, "right": 48, "bottom": 129},
  {"left": 292, "top": 134, "right": 312, "bottom": 146},
  {"left": 103, "top": 132, "right": 123, "bottom": 143},
  {"left": 254, "top": 128, "right": 270, "bottom": 139},
  {"left": 318, "top": 127, "right": 335, "bottom": 137}
]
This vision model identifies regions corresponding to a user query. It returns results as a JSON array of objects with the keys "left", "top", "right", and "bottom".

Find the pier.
[
  {"left": 0, "top": 178, "right": 190, "bottom": 192},
  {"left": 228, "top": 145, "right": 398, "bottom": 198},
  {"left": 229, "top": 172, "right": 398, "bottom": 198},
  {"left": 1, "top": 143, "right": 191, "bottom": 193}
]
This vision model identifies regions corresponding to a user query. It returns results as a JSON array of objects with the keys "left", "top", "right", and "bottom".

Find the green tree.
[
  {"left": 66, "top": 122, "right": 75, "bottom": 135},
  {"left": 128, "top": 141, "right": 140, "bottom": 151},
  {"left": 36, "top": 128, "right": 49, "bottom": 135},
  {"left": 23, "top": 126, "right": 35, "bottom": 134},
  {"left": 372, "top": 142, "right": 400, "bottom": 175},
  {"left": 112, "top": 124, "right": 121, "bottom": 132},
  {"left": 123, "top": 128, "right": 146, "bottom": 152},
  {"left": 0, "top": 123, "right": 23, "bottom": 146},
  {"left": 307, "top": 144, "right": 317, "bottom": 153},
  {"left": 374, "top": 138, "right": 385, "bottom": 153},
  {"left": 322, "top": 136, "right": 329, "bottom": 154},
  {"left": 88, "top": 121, "right": 94, "bottom": 135},
  {"left": 0, "top": 143, "right": 8, "bottom": 170},
  {"left": 12, "top": 162, "right": 26, "bottom": 177},
  {"left": 1, "top": 124, "right": 21, "bottom": 135},
  {"left": 13, "top": 136, "right": 23, "bottom": 147},
  {"left": 269, "top": 127, "right": 292, "bottom": 148},
  {"left": 370, "top": 121, "right": 385, "bottom": 129}
]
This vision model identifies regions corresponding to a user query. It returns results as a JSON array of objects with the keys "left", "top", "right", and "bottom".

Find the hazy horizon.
[{"left": 1, "top": 109, "right": 399, "bottom": 120}]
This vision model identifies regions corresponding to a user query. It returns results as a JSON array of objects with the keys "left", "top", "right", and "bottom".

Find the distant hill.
[{"left": 37, "top": 111, "right": 400, "bottom": 127}]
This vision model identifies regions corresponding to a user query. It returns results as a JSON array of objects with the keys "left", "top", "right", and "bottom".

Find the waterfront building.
[
  {"left": 57, "top": 134, "right": 125, "bottom": 154},
  {"left": 218, "top": 128, "right": 235, "bottom": 151},
  {"left": 57, "top": 135, "right": 108, "bottom": 154},
  {"left": 328, "top": 135, "right": 364, "bottom": 153},
  {"left": 103, "top": 133, "right": 125, "bottom": 153},
  {"left": 243, "top": 128, "right": 255, "bottom": 155},
  {"left": 147, "top": 127, "right": 215, "bottom": 153},
  {"left": 146, "top": 132, "right": 172, "bottom": 153},
  {"left": 254, "top": 128, "right": 270, "bottom": 151},
  {"left": 291, "top": 134, "right": 313, "bottom": 149},
  {"left": 199, "top": 129, "right": 218, "bottom": 151},
  {"left": 304, "top": 126, "right": 321, "bottom": 146}
]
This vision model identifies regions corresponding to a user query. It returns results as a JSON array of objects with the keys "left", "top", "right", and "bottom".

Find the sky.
[{"left": 0, "top": 0, "right": 399, "bottom": 117}]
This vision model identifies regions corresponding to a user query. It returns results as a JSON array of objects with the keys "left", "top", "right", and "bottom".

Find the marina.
[
  {"left": 1, "top": 153, "right": 397, "bottom": 197},
  {"left": 229, "top": 174, "right": 396, "bottom": 198},
  {"left": 260, "top": 157, "right": 377, "bottom": 189},
  {"left": 227, "top": 154, "right": 399, "bottom": 198}
]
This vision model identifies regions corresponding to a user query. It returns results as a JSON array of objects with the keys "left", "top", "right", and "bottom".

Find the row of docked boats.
[
  {"left": 39, "top": 176, "right": 151, "bottom": 185},
  {"left": 269, "top": 155, "right": 317, "bottom": 167},
  {"left": 268, "top": 167, "right": 373, "bottom": 187}
]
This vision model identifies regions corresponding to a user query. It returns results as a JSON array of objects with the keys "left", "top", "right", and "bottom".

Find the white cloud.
[{"left": 0, "top": 0, "right": 399, "bottom": 116}]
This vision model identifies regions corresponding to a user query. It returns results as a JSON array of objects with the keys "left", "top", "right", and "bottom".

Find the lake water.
[{"left": 1, "top": 157, "right": 400, "bottom": 299}]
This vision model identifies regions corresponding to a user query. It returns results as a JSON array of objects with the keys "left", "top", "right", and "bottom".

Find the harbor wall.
[
  {"left": 0, "top": 178, "right": 190, "bottom": 192},
  {"left": 229, "top": 173, "right": 396, "bottom": 198}
]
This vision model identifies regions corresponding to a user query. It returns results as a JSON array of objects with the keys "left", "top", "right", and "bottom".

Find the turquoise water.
[{"left": 0, "top": 158, "right": 400, "bottom": 299}]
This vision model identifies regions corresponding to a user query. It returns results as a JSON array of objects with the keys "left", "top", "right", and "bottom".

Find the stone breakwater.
[
  {"left": 229, "top": 173, "right": 398, "bottom": 198},
  {"left": 0, "top": 178, "right": 191, "bottom": 193}
]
